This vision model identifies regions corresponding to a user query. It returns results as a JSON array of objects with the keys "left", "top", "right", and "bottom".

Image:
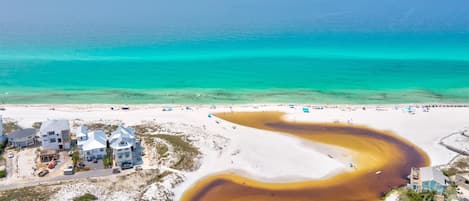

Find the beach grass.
[
  {"left": 154, "top": 134, "right": 200, "bottom": 171},
  {"left": 82, "top": 123, "right": 119, "bottom": 135},
  {"left": 146, "top": 170, "right": 172, "bottom": 185},
  {"left": 2, "top": 121, "right": 21, "bottom": 134},
  {"left": 0, "top": 185, "right": 58, "bottom": 201},
  {"left": 156, "top": 142, "right": 169, "bottom": 158}
]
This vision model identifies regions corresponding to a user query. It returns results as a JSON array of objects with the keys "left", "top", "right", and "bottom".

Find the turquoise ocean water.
[{"left": 1, "top": 32, "right": 469, "bottom": 104}]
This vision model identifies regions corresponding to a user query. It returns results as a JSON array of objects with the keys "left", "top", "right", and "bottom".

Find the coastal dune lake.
[{"left": 181, "top": 112, "right": 429, "bottom": 201}]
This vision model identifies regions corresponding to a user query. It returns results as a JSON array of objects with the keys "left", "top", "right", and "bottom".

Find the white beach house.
[
  {"left": 76, "top": 126, "right": 107, "bottom": 160},
  {"left": 109, "top": 126, "right": 136, "bottom": 168},
  {"left": 40, "top": 119, "right": 71, "bottom": 150},
  {"left": 79, "top": 129, "right": 107, "bottom": 160}
]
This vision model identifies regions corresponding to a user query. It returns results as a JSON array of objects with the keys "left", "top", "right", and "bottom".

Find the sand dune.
[{"left": 1, "top": 104, "right": 468, "bottom": 200}]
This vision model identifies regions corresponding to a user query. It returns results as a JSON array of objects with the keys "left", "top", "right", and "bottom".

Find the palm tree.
[{"left": 420, "top": 190, "right": 436, "bottom": 201}]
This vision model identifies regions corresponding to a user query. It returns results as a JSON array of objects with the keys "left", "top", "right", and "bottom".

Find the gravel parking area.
[
  {"left": 82, "top": 159, "right": 104, "bottom": 170},
  {"left": 17, "top": 148, "right": 37, "bottom": 178}
]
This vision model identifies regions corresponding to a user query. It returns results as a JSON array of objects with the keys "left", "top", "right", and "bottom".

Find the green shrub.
[
  {"left": 403, "top": 189, "right": 436, "bottom": 201},
  {"left": 72, "top": 147, "right": 80, "bottom": 168},
  {"left": 0, "top": 141, "right": 6, "bottom": 155},
  {"left": 73, "top": 193, "right": 97, "bottom": 201},
  {"left": 32, "top": 122, "right": 42, "bottom": 129},
  {"left": 441, "top": 167, "right": 459, "bottom": 177},
  {"left": 101, "top": 148, "right": 113, "bottom": 168},
  {"left": 0, "top": 170, "right": 6, "bottom": 178}
]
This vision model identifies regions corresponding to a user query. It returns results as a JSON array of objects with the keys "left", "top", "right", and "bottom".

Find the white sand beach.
[{"left": 1, "top": 104, "right": 468, "bottom": 200}]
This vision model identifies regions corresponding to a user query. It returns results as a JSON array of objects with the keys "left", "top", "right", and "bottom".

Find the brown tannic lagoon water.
[{"left": 181, "top": 112, "right": 429, "bottom": 201}]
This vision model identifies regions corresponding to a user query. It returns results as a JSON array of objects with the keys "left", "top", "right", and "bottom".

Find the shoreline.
[
  {"left": 2, "top": 87, "right": 469, "bottom": 105},
  {"left": 3, "top": 102, "right": 469, "bottom": 108}
]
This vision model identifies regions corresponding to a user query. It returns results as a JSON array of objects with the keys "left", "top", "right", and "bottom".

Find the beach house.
[
  {"left": 7, "top": 128, "right": 36, "bottom": 148},
  {"left": 82, "top": 130, "right": 107, "bottom": 160},
  {"left": 109, "top": 125, "right": 136, "bottom": 168},
  {"left": 40, "top": 120, "right": 71, "bottom": 150},
  {"left": 76, "top": 126, "right": 107, "bottom": 160},
  {"left": 408, "top": 167, "right": 449, "bottom": 194},
  {"left": 76, "top": 126, "right": 88, "bottom": 149},
  {"left": 0, "top": 115, "right": 6, "bottom": 144}
]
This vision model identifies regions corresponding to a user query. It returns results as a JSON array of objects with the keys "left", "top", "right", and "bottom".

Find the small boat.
[
  {"left": 375, "top": 170, "right": 382, "bottom": 175},
  {"left": 302, "top": 107, "right": 310, "bottom": 113},
  {"left": 328, "top": 154, "right": 334, "bottom": 158}
]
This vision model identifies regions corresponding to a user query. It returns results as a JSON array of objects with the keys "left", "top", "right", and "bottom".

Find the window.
[
  {"left": 50, "top": 138, "right": 56, "bottom": 143},
  {"left": 125, "top": 153, "right": 130, "bottom": 158},
  {"left": 62, "top": 130, "right": 69, "bottom": 141},
  {"left": 118, "top": 154, "right": 123, "bottom": 159},
  {"left": 58, "top": 138, "right": 62, "bottom": 143},
  {"left": 42, "top": 135, "right": 47, "bottom": 138},
  {"left": 100, "top": 148, "right": 104, "bottom": 152},
  {"left": 48, "top": 131, "right": 55, "bottom": 135}
]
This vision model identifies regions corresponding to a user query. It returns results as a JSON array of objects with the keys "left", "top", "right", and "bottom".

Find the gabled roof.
[
  {"left": 111, "top": 126, "right": 135, "bottom": 138},
  {"left": 82, "top": 130, "right": 107, "bottom": 151},
  {"left": 110, "top": 125, "right": 135, "bottom": 144},
  {"left": 420, "top": 167, "right": 448, "bottom": 185},
  {"left": 110, "top": 137, "right": 132, "bottom": 149},
  {"left": 8, "top": 128, "right": 36, "bottom": 139},
  {"left": 109, "top": 125, "right": 135, "bottom": 149},
  {"left": 76, "top": 126, "right": 88, "bottom": 138},
  {"left": 40, "top": 119, "right": 70, "bottom": 133}
]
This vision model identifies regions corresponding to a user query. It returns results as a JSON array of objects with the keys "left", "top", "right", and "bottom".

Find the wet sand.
[{"left": 181, "top": 111, "right": 429, "bottom": 201}]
